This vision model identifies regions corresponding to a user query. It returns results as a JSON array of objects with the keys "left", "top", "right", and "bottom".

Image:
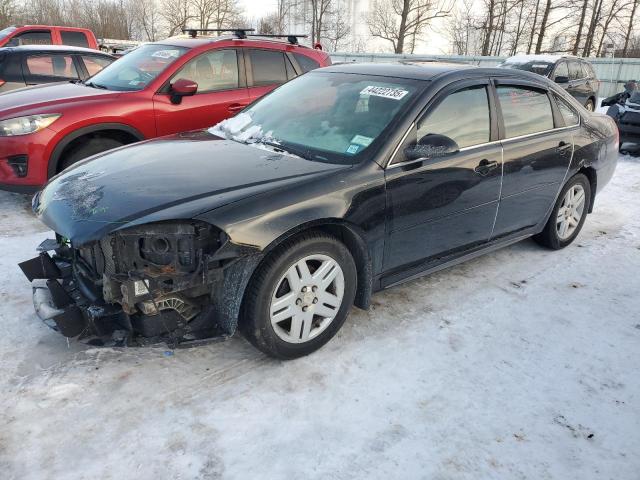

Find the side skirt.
[{"left": 379, "top": 233, "right": 534, "bottom": 290}]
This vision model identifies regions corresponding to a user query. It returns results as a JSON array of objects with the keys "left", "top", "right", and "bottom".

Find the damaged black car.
[{"left": 21, "top": 63, "right": 618, "bottom": 358}]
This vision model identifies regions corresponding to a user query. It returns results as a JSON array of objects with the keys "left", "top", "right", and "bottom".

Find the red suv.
[{"left": 0, "top": 32, "right": 331, "bottom": 192}]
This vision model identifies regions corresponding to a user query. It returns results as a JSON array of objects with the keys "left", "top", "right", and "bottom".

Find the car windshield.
[
  {"left": 210, "top": 72, "right": 423, "bottom": 164},
  {"left": 500, "top": 61, "right": 554, "bottom": 76},
  {"left": 86, "top": 43, "right": 188, "bottom": 91},
  {"left": 0, "top": 26, "right": 16, "bottom": 40}
]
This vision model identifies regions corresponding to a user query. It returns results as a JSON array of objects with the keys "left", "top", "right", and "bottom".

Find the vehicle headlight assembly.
[{"left": 0, "top": 114, "right": 61, "bottom": 136}]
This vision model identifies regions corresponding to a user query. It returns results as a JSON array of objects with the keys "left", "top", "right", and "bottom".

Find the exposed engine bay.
[{"left": 19, "top": 221, "right": 255, "bottom": 347}]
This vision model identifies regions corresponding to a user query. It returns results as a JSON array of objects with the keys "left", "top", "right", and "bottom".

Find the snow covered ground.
[{"left": 1, "top": 157, "right": 639, "bottom": 480}]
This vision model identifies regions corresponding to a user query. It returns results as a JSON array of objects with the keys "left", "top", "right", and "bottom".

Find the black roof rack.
[
  {"left": 248, "top": 34, "right": 308, "bottom": 45},
  {"left": 181, "top": 28, "right": 255, "bottom": 39}
]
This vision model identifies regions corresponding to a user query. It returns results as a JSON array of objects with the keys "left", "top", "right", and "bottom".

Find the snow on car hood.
[{"left": 34, "top": 130, "right": 348, "bottom": 246}]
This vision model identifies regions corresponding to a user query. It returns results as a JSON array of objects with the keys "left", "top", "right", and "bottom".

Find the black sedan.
[
  {"left": 20, "top": 62, "right": 618, "bottom": 358},
  {"left": 0, "top": 45, "right": 114, "bottom": 93}
]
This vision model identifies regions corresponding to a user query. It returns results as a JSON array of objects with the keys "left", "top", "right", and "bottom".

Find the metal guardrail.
[{"left": 330, "top": 52, "right": 640, "bottom": 97}]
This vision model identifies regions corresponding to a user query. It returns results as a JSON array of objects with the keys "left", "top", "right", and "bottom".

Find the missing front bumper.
[{"left": 20, "top": 246, "right": 229, "bottom": 347}]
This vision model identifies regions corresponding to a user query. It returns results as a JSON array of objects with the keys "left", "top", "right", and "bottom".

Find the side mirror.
[
  {"left": 170, "top": 78, "right": 198, "bottom": 104},
  {"left": 404, "top": 133, "right": 459, "bottom": 161},
  {"left": 555, "top": 75, "right": 569, "bottom": 84}
]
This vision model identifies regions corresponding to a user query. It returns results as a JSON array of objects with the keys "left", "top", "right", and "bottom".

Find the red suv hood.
[{"left": 0, "top": 82, "right": 119, "bottom": 119}]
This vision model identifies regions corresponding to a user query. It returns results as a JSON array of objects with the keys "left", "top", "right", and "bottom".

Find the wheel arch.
[
  {"left": 258, "top": 219, "right": 374, "bottom": 311},
  {"left": 48, "top": 123, "right": 144, "bottom": 178},
  {"left": 577, "top": 165, "right": 597, "bottom": 213}
]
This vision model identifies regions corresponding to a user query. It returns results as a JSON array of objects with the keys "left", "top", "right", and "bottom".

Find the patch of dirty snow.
[{"left": 0, "top": 157, "right": 639, "bottom": 479}]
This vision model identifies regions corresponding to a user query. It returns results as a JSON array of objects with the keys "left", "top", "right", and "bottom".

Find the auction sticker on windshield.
[{"left": 360, "top": 85, "right": 409, "bottom": 100}]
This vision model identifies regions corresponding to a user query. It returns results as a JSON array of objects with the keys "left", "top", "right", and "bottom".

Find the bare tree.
[
  {"left": 622, "top": 0, "right": 640, "bottom": 55},
  {"left": 367, "top": 0, "right": 452, "bottom": 53},
  {"left": 0, "top": 0, "right": 17, "bottom": 25},
  {"left": 162, "top": 0, "right": 193, "bottom": 36}
]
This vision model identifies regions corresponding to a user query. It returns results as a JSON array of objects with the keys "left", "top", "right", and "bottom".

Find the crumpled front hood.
[
  {"left": 0, "top": 82, "right": 118, "bottom": 119},
  {"left": 34, "top": 130, "right": 348, "bottom": 246}
]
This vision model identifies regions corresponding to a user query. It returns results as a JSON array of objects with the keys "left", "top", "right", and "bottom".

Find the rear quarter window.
[
  {"left": 81, "top": 55, "right": 113, "bottom": 76},
  {"left": 293, "top": 53, "right": 321, "bottom": 73},
  {"left": 497, "top": 86, "right": 554, "bottom": 138},
  {"left": 554, "top": 94, "right": 580, "bottom": 126}
]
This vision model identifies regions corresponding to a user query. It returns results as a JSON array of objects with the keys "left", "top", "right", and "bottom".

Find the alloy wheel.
[
  {"left": 269, "top": 254, "right": 345, "bottom": 344},
  {"left": 556, "top": 184, "right": 586, "bottom": 240}
]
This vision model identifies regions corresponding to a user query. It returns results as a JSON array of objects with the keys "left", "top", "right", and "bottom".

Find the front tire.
[
  {"left": 59, "top": 137, "right": 124, "bottom": 172},
  {"left": 534, "top": 173, "right": 591, "bottom": 249},
  {"left": 241, "top": 232, "right": 357, "bottom": 359}
]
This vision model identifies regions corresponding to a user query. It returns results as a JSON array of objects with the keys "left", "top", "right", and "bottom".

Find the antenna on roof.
[
  {"left": 248, "top": 34, "right": 308, "bottom": 45},
  {"left": 181, "top": 28, "right": 255, "bottom": 39}
]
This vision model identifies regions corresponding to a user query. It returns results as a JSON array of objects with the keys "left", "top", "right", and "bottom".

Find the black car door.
[
  {"left": 383, "top": 80, "right": 503, "bottom": 281},
  {"left": 491, "top": 81, "right": 573, "bottom": 239}
]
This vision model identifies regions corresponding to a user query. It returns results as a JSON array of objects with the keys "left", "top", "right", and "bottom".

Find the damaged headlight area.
[{"left": 19, "top": 221, "right": 237, "bottom": 347}]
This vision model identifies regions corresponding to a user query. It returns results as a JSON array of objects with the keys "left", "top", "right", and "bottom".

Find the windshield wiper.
[
  {"left": 258, "top": 139, "right": 311, "bottom": 160},
  {"left": 84, "top": 81, "right": 108, "bottom": 90}
]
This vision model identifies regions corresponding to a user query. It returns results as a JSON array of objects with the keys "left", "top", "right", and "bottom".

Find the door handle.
[
  {"left": 556, "top": 141, "right": 572, "bottom": 155},
  {"left": 227, "top": 103, "right": 247, "bottom": 113},
  {"left": 474, "top": 159, "right": 498, "bottom": 176}
]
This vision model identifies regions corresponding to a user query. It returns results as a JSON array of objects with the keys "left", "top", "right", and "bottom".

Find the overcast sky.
[{"left": 237, "top": 0, "right": 450, "bottom": 54}]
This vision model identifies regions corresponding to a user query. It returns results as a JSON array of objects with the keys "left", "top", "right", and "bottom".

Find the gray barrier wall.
[{"left": 330, "top": 52, "right": 640, "bottom": 98}]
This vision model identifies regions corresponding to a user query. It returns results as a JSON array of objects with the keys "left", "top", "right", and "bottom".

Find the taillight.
[{"left": 0, "top": 80, "right": 5, "bottom": 87}]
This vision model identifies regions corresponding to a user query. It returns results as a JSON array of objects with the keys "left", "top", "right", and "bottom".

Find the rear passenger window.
[
  {"left": 418, "top": 86, "right": 490, "bottom": 148},
  {"left": 249, "top": 50, "right": 287, "bottom": 86},
  {"left": 25, "top": 54, "right": 78, "bottom": 78},
  {"left": 61, "top": 31, "right": 90, "bottom": 48},
  {"left": 81, "top": 55, "right": 113, "bottom": 76},
  {"left": 293, "top": 53, "right": 320, "bottom": 73},
  {"left": 554, "top": 95, "right": 580, "bottom": 126},
  {"left": 568, "top": 61, "right": 582, "bottom": 80},
  {"left": 10, "top": 31, "right": 52, "bottom": 46},
  {"left": 497, "top": 86, "right": 554, "bottom": 138}
]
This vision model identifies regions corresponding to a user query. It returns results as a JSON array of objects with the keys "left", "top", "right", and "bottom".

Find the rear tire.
[
  {"left": 59, "top": 137, "right": 124, "bottom": 172},
  {"left": 534, "top": 173, "right": 591, "bottom": 249},
  {"left": 240, "top": 232, "right": 357, "bottom": 359},
  {"left": 585, "top": 99, "right": 595, "bottom": 111}
]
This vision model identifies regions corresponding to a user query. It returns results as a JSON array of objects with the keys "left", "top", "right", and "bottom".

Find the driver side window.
[
  {"left": 172, "top": 50, "right": 239, "bottom": 93},
  {"left": 416, "top": 86, "right": 491, "bottom": 149}
]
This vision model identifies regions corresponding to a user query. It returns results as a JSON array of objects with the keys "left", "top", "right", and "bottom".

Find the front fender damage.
[{"left": 19, "top": 222, "right": 262, "bottom": 347}]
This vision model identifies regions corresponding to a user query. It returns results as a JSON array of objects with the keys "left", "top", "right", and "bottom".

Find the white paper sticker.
[
  {"left": 360, "top": 85, "right": 409, "bottom": 100},
  {"left": 134, "top": 279, "right": 150, "bottom": 296},
  {"left": 350, "top": 135, "right": 373, "bottom": 147}
]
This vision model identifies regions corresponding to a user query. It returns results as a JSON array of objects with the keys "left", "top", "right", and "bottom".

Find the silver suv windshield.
[
  {"left": 210, "top": 71, "right": 423, "bottom": 165},
  {"left": 85, "top": 44, "right": 188, "bottom": 91}
]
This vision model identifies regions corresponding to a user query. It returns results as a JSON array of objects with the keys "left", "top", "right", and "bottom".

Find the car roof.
[
  {"left": 155, "top": 34, "right": 318, "bottom": 51},
  {"left": 317, "top": 62, "right": 554, "bottom": 84},
  {"left": 320, "top": 61, "right": 475, "bottom": 80},
  {"left": 0, "top": 45, "right": 112, "bottom": 55},
  {"left": 502, "top": 54, "right": 590, "bottom": 64}
]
